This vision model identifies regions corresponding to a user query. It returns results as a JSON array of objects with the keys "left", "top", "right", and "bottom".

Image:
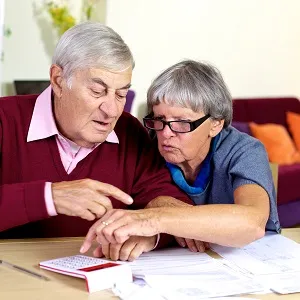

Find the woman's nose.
[{"left": 161, "top": 123, "right": 175, "bottom": 138}]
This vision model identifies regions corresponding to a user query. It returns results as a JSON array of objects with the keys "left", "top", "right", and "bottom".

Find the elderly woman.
[{"left": 82, "top": 60, "right": 280, "bottom": 259}]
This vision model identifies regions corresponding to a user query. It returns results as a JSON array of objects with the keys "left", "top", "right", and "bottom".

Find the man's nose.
[{"left": 100, "top": 92, "right": 119, "bottom": 118}]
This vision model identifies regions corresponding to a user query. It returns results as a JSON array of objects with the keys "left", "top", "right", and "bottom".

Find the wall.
[
  {"left": 1, "top": 0, "right": 105, "bottom": 96},
  {"left": 106, "top": 0, "right": 300, "bottom": 118},
  {"left": 2, "top": 0, "right": 300, "bottom": 119}
]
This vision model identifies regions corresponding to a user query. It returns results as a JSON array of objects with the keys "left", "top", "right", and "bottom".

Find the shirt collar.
[{"left": 27, "top": 85, "right": 119, "bottom": 144}]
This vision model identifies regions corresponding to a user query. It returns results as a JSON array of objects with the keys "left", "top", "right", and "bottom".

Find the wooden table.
[{"left": 1, "top": 228, "right": 300, "bottom": 300}]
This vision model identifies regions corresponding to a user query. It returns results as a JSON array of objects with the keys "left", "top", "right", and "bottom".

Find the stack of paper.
[
  {"left": 114, "top": 248, "right": 264, "bottom": 299},
  {"left": 211, "top": 232, "right": 300, "bottom": 295},
  {"left": 113, "top": 233, "right": 300, "bottom": 298}
]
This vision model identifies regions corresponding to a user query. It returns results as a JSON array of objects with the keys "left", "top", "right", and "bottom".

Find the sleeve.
[
  {"left": 229, "top": 138, "right": 275, "bottom": 197},
  {"left": 0, "top": 182, "right": 50, "bottom": 232},
  {"left": 228, "top": 137, "right": 279, "bottom": 232},
  {"left": 129, "top": 118, "right": 192, "bottom": 210},
  {"left": 45, "top": 182, "right": 58, "bottom": 216},
  {"left": 0, "top": 118, "right": 49, "bottom": 232}
]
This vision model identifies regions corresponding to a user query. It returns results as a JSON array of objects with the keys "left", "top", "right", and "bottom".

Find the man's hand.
[
  {"left": 175, "top": 237, "right": 210, "bottom": 253},
  {"left": 52, "top": 179, "right": 133, "bottom": 221},
  {"left": 91, "top": 236, "right": 157, "bottom": 261},
  {"left": 80, "top": 209, "right": 161, "bottom": 253}
]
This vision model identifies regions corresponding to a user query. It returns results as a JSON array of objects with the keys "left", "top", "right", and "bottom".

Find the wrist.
[
  {"left": 153, "top": 207, "right": 167, "bottom": 234},
  {"left": 156, "top": 207, "right": 178, "bottom": 235}
]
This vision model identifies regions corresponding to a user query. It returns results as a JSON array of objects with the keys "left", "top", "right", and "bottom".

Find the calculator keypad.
[{"left": 47, "top": 255, "right": 107, "bottom": 270}]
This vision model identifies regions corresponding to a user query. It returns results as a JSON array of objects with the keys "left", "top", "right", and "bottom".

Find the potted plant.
[{"left": 46, "top": 0, "right": 100, "bottom": 36}]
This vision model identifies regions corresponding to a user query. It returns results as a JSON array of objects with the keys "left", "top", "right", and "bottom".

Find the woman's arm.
[
  {"left": 81, "top": 183, "right": 269, "bottom": 250},
  {"left": 157, "top": 184, "right": 269, "bottom": 247}
]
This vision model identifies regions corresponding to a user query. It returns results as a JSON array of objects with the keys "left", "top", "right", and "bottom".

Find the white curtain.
[{"left": 0, "top": 0, "right": 5, "bottom": 96}]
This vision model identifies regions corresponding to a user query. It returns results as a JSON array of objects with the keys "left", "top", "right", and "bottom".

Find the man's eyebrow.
[
  {"left": 119, "top": 83, "right": 131, "bottom": 90},
  {"left": 91, "top": 78, "right": 107, "bottom": 88},
  {"left": 91, "top": 78, "right": 131, "bottom": 90}
]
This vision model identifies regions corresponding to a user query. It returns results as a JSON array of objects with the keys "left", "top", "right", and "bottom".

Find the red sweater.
[{"left": 0, "top": 94, "right": 190, "bottom": 238}]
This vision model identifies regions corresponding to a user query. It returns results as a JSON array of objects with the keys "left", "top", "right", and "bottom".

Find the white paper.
[
  {"left": 211, "top": 232, "right": 300, "bottom": 275},
  {"left": 113, "top": 281, "right": 165, "bottom": 300},
  {"left": 144, "top": 267, "right": 263, "bottom": 299},
  {"left": 256, "top": 272, "right": 300, "bottom": 295},
  {"left": 114, "top": 265, "right": 261, "bottom": 300},
  {"left": 128, "top": 247, "right": 214, "bottom": 277}
]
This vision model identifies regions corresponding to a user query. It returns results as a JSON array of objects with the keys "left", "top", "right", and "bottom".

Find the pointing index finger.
[{"left": 94, "top": 182, "right": 133, "bottom": 205}]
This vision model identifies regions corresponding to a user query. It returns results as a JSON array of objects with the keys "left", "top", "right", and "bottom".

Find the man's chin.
[{"left": 84, "top": 132, "right": 110, "bottom": 146}]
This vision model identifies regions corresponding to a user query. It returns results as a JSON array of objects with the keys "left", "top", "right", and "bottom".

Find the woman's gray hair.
[
  {"left": 147, "top": 60, "right": 232, "bottom": 127},
  {"left": 52, "top": 21, "right": 134, "bottom": 87}
]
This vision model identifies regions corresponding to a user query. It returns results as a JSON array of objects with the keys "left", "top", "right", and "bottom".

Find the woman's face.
[{"left": 153, "top": 102, "right": 222, "bottom": 167}]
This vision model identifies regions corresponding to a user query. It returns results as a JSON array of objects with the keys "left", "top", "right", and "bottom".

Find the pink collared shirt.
[{"left": 27, "top": 86, "right": 119, "bottom": 216}]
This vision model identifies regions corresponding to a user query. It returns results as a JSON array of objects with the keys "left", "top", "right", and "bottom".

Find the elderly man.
[{"left": 0, "top": 22, "right": 190, "bottom": 260}]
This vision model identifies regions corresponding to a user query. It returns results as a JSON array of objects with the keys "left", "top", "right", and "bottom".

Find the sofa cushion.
[
  {"left": 231, "top": 121, "right": 251, "bottom": 135},
  {"left": 278, "top": 164, "right": 300, "bottom": 205},
  {"left": 249, "top": 122, "right": 300, "bottom": 165},
  {"left": 287, "top": 111, "right": 300, "bottom": 151},
  {"left": 278, "top": 198, "right": 300, "bottom": 227},
  {"left": 233, "top": 97, "right": 300, "bottom": 128}
]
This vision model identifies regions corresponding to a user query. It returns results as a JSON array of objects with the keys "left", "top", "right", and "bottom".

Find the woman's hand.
[
  {"left": 175, "top": 237, "right": 210, "bottom": 253},
  {"left": 80, "top": 209, "right": 162, "bottom": 253},
  {"left": 92, "top": 236, "right": 157, "bottom": 261}
]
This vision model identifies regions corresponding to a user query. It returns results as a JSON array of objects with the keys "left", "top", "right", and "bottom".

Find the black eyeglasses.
[{"left": 143, "top": 114, "right": 210, "bottom": 133}]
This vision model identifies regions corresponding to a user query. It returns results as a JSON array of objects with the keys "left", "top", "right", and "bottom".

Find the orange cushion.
[
  {"left": 249, "top": 122, "right": 300, "bottom": 165},
  {"left": 287, "top": 111, "right": 300, "bottom": 152}
]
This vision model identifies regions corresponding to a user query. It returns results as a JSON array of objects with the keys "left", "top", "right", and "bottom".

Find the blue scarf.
[{"left": 166, "top": 135, "right": 219, "bottom": 195}]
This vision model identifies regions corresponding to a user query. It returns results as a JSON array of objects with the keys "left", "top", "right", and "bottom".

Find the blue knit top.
[{"left": 166, "top": 126, "right": 280, "bottom": 233}]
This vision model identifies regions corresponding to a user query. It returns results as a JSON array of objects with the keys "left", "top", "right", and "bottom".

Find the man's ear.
[
  {"left": 50, "top": 64, "right": 64, "bottom": 98},
  {"left": 209, "top": 119, "right": 224, "bottom": 137}
]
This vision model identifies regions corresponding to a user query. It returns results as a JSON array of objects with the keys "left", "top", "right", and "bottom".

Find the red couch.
[{"left": 232, "top": 97, "right": 300, "bottom": 227}]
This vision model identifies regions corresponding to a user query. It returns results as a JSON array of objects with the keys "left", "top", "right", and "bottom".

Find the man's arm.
[
  {"left": 0, "top": 181, "right": 48, "bottom": 232},
  {"left": 0, "top": 179, "right": 133, "bottom": 232}
]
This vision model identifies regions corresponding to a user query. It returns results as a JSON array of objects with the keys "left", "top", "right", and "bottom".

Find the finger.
[
  {"left": 109, "top": 243, "right": 123, "bottom": 261},
  {"left": 114, "top": 223, "right": 148, "bottom": 244},
  {"left": 80, "top": 214, "right": 115, "bottom": 253},
  {"left": 97, "top": 219, "right": 120, "bottom": 245},
  {"left": 75, "top": 205, "right": 96, "bottom": 221},
  {"left": 80, "top": 222, "right": 99, "bottom": 253},
  {"left": 101, "top": 244, "right": 110, "bottom": 259},
  {"left": 86, "top": 200, "right": 107, "bottom": 219},
  {"left": 93, "top": 245, "right": 104, "bottom": 258},
  {"left": 99, "top": 213, "right": 130, "bottom": 244},
  {"left": 204, "top": 242, "right": 210, "bottom": 249},
  {"left": 185, "top": 238, "right": 198, "bottom": 252},
  {"left": 92, "top": 194, "right": 113, "bottom": 212},
  {"left": 128, "top": 243, "right": 145, "bottom": 262},
  {"left": 119, "top": 240, "right": 137, "bottom": 261},
  {"left": 175, "top": 237, "right": 187, "bottom": 248},
  {"left": 96, "top": 226, "right": 111, "bottom": 246},
  {"left": 89, "top": 211, "right": 123, "bottom": 246},
  {"left": 194, "top": 240, "right": 206, "bottom": 253},
  {"left": 91, "top": 181, "right": 133, "bottom": 205},
  {"left": 98, "top": 210, "right": 150, "bottom": 245}
]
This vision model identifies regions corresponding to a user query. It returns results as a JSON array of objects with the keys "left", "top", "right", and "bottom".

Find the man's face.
[{"left": 53, "top": 67, "right": 132, "bottom": 147}]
